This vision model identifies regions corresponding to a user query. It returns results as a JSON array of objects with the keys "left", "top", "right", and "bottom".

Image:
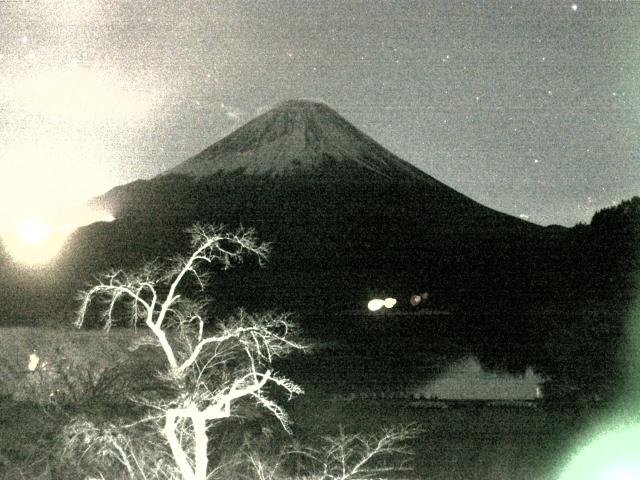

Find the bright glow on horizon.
[
  {"left": 18, "top": 218, "right": 52, "bottom": 245},
  {"left": 0, "top": 139, "right": 116, "bottom": 221},
  {"left": 3, "top": 224, "right": 69, "bottom": 266},
  {"left": 1, "top": 209, "right": 114, "bottom": 267}
]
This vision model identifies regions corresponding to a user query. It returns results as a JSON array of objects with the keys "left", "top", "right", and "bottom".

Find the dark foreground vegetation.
[
  {"left": 0, "top": 195, "right": 638, "bottom": 478},
  {"left": 1, "top": 225, "right": 423, "bottom": 480},
  {"left": 0, "top": 324, "right": 612, "bottom": 480}
]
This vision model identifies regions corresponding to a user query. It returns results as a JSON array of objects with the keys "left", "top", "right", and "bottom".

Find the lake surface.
[{"left": 283, "top": 311, "right": 549, "bottom": 399}]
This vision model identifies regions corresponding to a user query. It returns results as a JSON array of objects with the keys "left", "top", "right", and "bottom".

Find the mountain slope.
[
  {"left": 95, "top": 99, "right": 524, "bottom": 228},
  {"left": 166, "top": 99, "right": 441, "bottom": 185},
  {"left": 77, "top": 99, "right": 551, "bottom": 317}
]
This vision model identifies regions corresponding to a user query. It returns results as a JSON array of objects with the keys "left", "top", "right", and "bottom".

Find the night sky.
[{"left": 1, "top": 0, "right": 638, "bottom": 227}]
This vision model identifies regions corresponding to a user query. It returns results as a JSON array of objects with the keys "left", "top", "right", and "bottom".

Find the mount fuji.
[
  {"left": 71, "top": 99, "right": 553, "bottom": 315},
  {"left": 167, "top": 99, "right": 439, "bottom": 183}
]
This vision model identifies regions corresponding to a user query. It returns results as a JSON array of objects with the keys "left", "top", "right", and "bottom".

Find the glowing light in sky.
[
  {"left": 4, "top": 67, "right": 158, "bottom": 123},
  {"left": 4, "top": 224, "right": 68, "bottom": 266},
  {"left": 0, "top": 139, "right": 115, "bottom": 222},
  {"left": 1, "top": 209, "right": 114, "bottom": 267},
  {"left": 0, "top": 65, "right": 163, "bottom": 228},
  {"left": 18, "top": 218, "right": 51, "bottom": 245}
]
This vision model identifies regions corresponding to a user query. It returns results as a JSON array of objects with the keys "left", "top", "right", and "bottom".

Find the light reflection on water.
[{"left": 413, "top": 356, "right": 543, "bottom": 400}]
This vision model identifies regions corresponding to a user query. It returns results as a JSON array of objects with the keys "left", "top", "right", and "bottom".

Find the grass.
[
  {"left": 287, "top": 395, "right": 597, "bottom": 480},
  {"left": 0, "top": 323, "right": 162, "bottom": 402},
  {"left": 0, "top": 323, "right": 164, "bottom": 479},
  {"left": 0, "top": 324, "right": 606, "bottom": 479}
]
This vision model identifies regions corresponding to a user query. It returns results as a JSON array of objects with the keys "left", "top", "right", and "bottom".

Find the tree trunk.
[
  {"left": 164, "top": 409, "right": 195, "bottom": 480},
  {"left": 192, "top": 414, "right": 209, "bottom": 480}
]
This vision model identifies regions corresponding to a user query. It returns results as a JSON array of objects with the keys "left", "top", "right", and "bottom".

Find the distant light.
[
  {"left": 410, "top": 294, "right": 422, "bottom": 306},
  {"left": 367, "top": 299, "right": 385, "bottom": 312},
  {"left": 368, "top": 297, "right": 398, "bottom": 311},
  {"left": 7, "top": 218, "right": 64, "bottom": 266},
  {"left": 28, "top": 352, "right": 39, "bottom": 371},
  {"left": 571, "top": 4, "right": 578, "bottom": 11}
]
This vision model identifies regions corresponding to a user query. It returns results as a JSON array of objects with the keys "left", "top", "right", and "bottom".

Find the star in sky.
[{"left": 0, "top": 0, "right": 637, "bottom": 228}]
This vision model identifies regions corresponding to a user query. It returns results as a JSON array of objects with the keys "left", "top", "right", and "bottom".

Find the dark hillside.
[{"left": 76, "top": 172, "right": 552, "bottom": 315}]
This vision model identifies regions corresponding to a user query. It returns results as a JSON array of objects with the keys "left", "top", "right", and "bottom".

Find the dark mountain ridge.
[
  {"left": 80, "top": 100, "right": 552, "bottom": 317},
  {"left": 93, "top": 99, "right": 541, "bottom": 245}
]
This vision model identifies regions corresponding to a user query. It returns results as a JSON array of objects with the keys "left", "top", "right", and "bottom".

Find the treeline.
[
  {"left": 530, "top": 197, "right": 639, "bottom": 401},
  {"left": 553, "top": 196, "right": 639, "bottom": 303}
]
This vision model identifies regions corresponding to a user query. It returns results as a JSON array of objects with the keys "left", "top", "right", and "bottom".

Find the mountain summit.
[{"left": 167, "top": 99, "right": 440, "bottom": 184}]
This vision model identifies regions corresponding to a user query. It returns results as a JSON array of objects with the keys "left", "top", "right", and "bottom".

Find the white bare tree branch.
[
  {"left": 293, "top": 424, "right": 422, "bottom": 480},
  {"left": 74, "top": 224, "right": 304, "bottom": 480}
]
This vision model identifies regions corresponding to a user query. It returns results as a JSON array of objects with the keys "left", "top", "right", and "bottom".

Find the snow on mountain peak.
[{"left": 166, "top": 99, "right": 440, "bottom": 185}]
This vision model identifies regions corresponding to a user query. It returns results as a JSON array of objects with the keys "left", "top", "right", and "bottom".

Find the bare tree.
[
  {"left": 75, "top": 224, "right": 305, "bottom": 480},
  {"left": 241, "top": 424, "right": 421, "bottom": 480},
  {"left": 299, "top": 425, "right": 421, "bottom": 480}
]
